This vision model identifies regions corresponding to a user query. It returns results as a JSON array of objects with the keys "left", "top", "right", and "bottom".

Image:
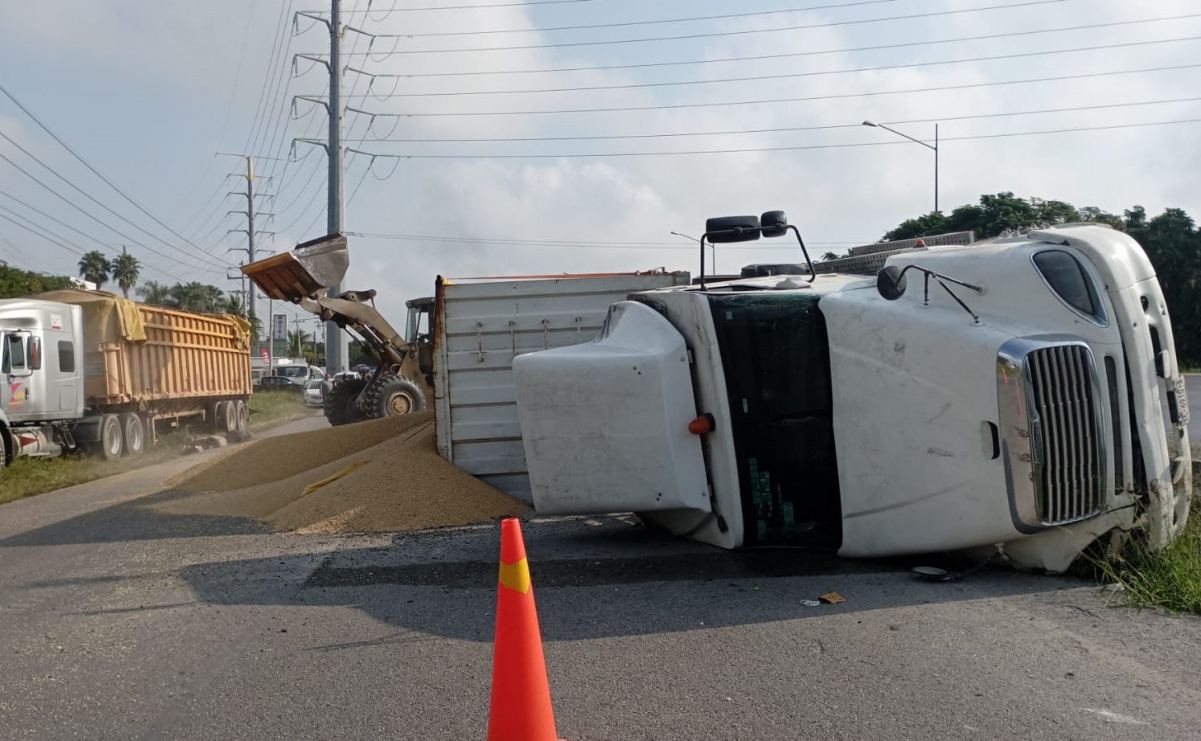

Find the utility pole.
[
  {"left": 293, "top": 0, "right": 346, "bottom": 371},
  {"left": 218, "top": 153, "right": 277, "bottom": 348},
  {"left": 326, "top": 0, "right": 345, "bottom": 373}
]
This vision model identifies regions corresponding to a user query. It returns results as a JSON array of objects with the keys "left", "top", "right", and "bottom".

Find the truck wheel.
[
  {"left": 360, "top": 373, "right": 427, "bottom": 419},
  {"left": 0, "top": 428, "right": 9, "bottom": 468},
  {"left": 210, "top": 402, "right": 226, "bottom": 434},
  {"left": 235, "top": 400, "right": 248, "bottom": 433},
  {"left": 223, "top": 400, "right": 238, "bottom": 433},
  {"left": 100, "top": 414, "right": 124, "bottom": 460},
  {"left": 121, "top": 413, "right": 145, "bottom": 456},
  {"left": 324, "top": 378, "right": 368, "bottom": 427}
]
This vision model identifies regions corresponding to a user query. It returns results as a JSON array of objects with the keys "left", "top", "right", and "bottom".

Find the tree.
[
  {"left": 0, "top": 262, "right": 72, "bottom": 298},
  {"left": 110, "top": 248, "right": 140, "bottom": 299},
  {"left": 137, "top": 280, "right": 171, "bottom": 306},
  {"left": 881, "top": 195, "right": 1201, "bottom": 365},
  {"left": 882, "top": 211, "right": 949, "bottom": 241},
  {"left": 77, "top": 250, "right": 111, "bottom": 288},
  {"left": 287, "top": 328, "right": 312, "bottom": 358}
]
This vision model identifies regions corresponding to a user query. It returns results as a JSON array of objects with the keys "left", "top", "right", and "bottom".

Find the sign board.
[
  {"left": 272, "top": 314, "right": 288, "bottom": 341},
  {"left": 260, "top": 347, "right": 269, "bottom": 361}
]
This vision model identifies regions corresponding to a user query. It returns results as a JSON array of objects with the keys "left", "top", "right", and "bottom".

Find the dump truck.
[
  {"left": 512, "top": 213, "right": 1192, "bottom": 571},
  {"left": 0, "top": 290, "right": 252, "bottom": 465}
]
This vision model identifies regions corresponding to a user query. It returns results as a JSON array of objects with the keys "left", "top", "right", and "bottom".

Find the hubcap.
[{"left": 387, "top": 392, "right": 412, "bottom": 416}]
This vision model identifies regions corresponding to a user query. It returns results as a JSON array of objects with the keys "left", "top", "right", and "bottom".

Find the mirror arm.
[
  {"left": 785, "top": 224, "right": 816, "bottom": 282},
  {"left": 891, "top": 263, "right": 983, "bottom": 323}
]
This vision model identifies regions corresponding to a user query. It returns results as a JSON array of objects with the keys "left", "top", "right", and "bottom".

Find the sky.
[{"left": 1, "top": 0, "right": 1198, "bottom": 367}]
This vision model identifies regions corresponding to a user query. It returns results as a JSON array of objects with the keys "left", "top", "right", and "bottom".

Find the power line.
[
  {"left": 356, "top": 0, "right": 896, "bottom": 37},
  {"left": 0, "top": 145, "right": 226, "bottom": 272},
  {"left": 320, "top": 0, "right": 597, "bottom": 12},
  {"left": 355, "top": 117, "right": 1201, "bottom": 159},
  {"left": 0, "top": 187, "right": 124, "bottom": 252},
  {"left": 348, "top": 36, "right": 1201, "bottom": 98},
  {"left": 346, "top": 97, "right": 1201, "bottom": 143},
  {"left": 0, "top": 204, "right": 85, "bottom": 256},
  {"left": 345, "top": 231, "right": 866, "bottom": 248},
  {"left": 241, "top": 1, "right": 292, "bottom": 159},
  {"left": 350, "top": 62, "right": 1201, "bottom": 117},
  {"left": 379, "top": 14, "right": 1201, "bottom": 78},
  {"left": 344, "top": 0, "right": 1066, "bottom": 54},
  {"left": 0, "top": 83, "right": 232, "bottom": 266}
]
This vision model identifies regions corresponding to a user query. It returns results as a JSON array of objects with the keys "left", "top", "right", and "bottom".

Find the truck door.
[{"left": 1, "top": 331, "right": 32, "bottom": 415}]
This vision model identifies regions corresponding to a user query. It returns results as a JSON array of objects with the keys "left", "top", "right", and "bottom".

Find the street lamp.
[
  {"left": 863, "top": 120, "right": 939, "bottom": 213},
  {"left": 671, "top": 230, "right": 714, "bottom": 274}
]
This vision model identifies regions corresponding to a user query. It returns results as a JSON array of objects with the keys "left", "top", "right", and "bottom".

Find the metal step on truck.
[{"left": 511, "top": 211, "right": 1192, "bottom": 571}]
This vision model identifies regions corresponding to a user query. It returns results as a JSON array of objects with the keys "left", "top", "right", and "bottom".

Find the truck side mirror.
[
  {"left": 705, "top": 215, "right": 761, "bottom": 244},
  {"left": 760, "top": 210, "right": 788, "bottom": 238},
  {"left": 877, "top": 266, "right": 907, "bottom": 300}
]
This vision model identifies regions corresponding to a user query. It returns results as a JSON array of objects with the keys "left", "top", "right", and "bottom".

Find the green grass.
[
  {"left": 0, "top": 391, "right": 312, "bottom": 506},
  {"left": 1094, "top": 474, "right": 1201, "bottom": 615},
  {"left": 247, "top": 390, "right": 311, "bottom": 429}
]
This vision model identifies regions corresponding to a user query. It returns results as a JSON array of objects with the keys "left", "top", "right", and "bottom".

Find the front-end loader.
[{"left": 242, "top": 233, "right": 434, "bottom": 426}]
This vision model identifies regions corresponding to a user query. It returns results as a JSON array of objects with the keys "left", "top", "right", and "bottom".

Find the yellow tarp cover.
[{"left": 36, "top": 289, "right": 147, "bottom": 343}]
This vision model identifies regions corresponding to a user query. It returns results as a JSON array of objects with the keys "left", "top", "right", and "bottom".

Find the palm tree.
[
  {"left": 77, "top": 250, "right": 111, "bottom": 289},
  {"left": 218, "top": 294, "right": 244, "bottom": 317},
  {"left": 110, "top": 248, "right": 140, "bottom": 298},
  {"left": 137, "top": 280, "right": 171, "bottom": 306},
  {"left": 287, "top": 328, "right": 312, "bottom": 358}
]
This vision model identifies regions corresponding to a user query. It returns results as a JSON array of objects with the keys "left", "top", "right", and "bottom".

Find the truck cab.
[
  {"left": 513, "top": 218, "right": 1191, "bottom": 571},
  {"left": 0, "top": 300, "right": 85, "bottom": 463}
]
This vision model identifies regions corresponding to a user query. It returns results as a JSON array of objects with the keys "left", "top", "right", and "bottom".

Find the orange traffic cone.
[{"left": 487, "top": 518, "right": 563, "bottom": 741}]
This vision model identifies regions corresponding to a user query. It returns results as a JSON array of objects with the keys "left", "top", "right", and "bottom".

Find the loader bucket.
[{"left": 242, "top": 233, "right": 349, "bottom": 302}]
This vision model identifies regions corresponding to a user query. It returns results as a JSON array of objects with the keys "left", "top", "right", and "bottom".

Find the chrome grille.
[{"left": 1026, "top": 345, "right": 1103, "bottom": 525}]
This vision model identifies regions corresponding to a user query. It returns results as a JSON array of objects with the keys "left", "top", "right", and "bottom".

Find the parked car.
[
  {"left": 303, "top": 379, "right": 325, "bottom": 407},
  {"left": 258, "top": 375, "right": 304, "bottom": 393}
]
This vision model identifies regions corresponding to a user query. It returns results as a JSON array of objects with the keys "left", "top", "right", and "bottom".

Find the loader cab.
[{"left": 404, "top": 296, "right": 435, "bottom": 378}]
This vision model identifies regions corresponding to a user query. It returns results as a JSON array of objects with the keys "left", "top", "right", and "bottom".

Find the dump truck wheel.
[
  {"left": 324, "top": 378, "right": 368, "bottom": 427},
  {"left": 360, "top": 373, "right": 427, "bottom": 419},
  {"left": 235, "top": 400, "right": 249, "bottom": 433},
  {"left": 100, "top": 414, "right": 124, "bottom": 460},
  {"left": 223, "top": 400, "right": 238, "bottom": 433},
  {"left": 210, "top": 402, "right": 227, "bottom": 434},
  {"left": 122, "top": 413, "right": 145, "bottom": 456}
]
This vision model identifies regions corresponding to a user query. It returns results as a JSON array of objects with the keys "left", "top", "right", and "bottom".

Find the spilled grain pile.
[{"left": 157, "top": 411, "right": 528, "bottom": 533}]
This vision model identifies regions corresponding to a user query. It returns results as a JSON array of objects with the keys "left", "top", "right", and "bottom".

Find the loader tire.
[
  {"left": 324, "top": 378, "right": 369, "bottom": 427},
  {"left": 359, "top": 373, "right": 426, "bottom": 419}
]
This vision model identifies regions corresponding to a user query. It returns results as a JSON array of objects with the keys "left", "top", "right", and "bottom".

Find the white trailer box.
[{"left": 432, "top": 271, "right": 690, "bottom": 499}]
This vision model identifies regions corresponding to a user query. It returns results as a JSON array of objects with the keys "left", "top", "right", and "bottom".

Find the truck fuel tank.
[{"left": 242, "top": 233, "right": 349, "bottom": 302}]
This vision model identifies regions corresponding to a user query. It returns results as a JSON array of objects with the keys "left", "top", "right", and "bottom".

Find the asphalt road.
[{"left": 1, "top": 415, "right": 1200, "bottom": 740}]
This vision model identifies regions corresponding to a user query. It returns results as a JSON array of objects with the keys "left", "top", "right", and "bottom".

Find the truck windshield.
[{"left": 707, "top": 293, "right": 842, "bottom": 549}]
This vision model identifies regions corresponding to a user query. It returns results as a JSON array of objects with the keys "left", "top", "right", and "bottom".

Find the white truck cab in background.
[{"left": 513, "top": 216, "right": 1191, "bottom": 571}]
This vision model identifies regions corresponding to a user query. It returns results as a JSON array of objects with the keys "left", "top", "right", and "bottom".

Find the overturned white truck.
[{"left": 513, "top": 214, "right": 1192, "bottom": 571}]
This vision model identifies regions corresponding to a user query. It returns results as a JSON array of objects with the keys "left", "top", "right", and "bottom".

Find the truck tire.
[
  {"left": 235, "top": 400, "right": 249, "bottom": 433},
  {"left": 359, "top": 373, "right": 427, "bottom": 419},
  {"left": 210, "top": 402, "right": 226, "bottom": 434},
  {"left": 100, "top": 414, "right": 124, "bottom": 460},
  {"left": 324, "top": 378, "right": 369, "bottom": 427},
  {"left": 223, "top": 400, "right": 238, "bottom": 434},
  {"left": 121, "top": 413, "right": 145, "bottom": 456},
  {"left": 0, "top": 427, "right": 9, "bottom": 468}
]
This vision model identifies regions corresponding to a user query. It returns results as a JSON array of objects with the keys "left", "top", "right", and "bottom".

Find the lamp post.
[
  {"left": 671, "top": 230, "right": 711, "bottom": 274},
  {"left": 863, "top": 120, "right": 939, "bottom": 213}
]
